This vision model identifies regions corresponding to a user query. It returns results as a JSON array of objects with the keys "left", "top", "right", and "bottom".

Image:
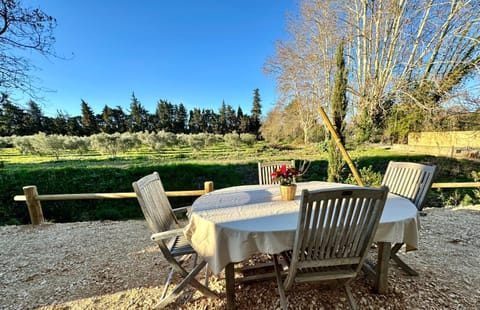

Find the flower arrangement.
[{"left": 271, "top": 165, "right": 301, "bottom": 186}]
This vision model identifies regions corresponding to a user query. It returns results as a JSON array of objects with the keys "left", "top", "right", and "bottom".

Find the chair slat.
[{"left": 382, "top": 161, "right": 436, "bottom": 210}]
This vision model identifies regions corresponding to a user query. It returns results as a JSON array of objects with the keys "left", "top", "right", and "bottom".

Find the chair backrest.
[
  {"left": 258, "top": 160, "right": 296, "bottom": 185},
  {"left": 132, "top": 172, "right": 179, "bottom": 234},
  {"left": 285, "top": 186, "right": 388, "bottom": 288},
  {"left": 381, "top": 161, "right": 436, "bottom": 210}
]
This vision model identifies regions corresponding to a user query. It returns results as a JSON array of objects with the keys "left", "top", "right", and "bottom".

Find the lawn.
[{"left": 1, "top": 143, "right": 479, "bottom": 225}]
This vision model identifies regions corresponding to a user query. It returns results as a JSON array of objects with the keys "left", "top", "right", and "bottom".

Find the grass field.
[{"left": 1, "top": 142, "right": 479, "bottom": 225}]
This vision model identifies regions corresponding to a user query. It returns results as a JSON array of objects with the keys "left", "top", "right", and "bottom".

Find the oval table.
[{"left": 184, "top": 181, "right": 419, "bottom": 309}]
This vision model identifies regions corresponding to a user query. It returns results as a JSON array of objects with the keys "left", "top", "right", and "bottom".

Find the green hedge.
[
  {"left": 1, "top": 154, "right": 479, "bottom": 225},
  {"left": 0, "top": 163, "right": 254, "bottom": 225}
]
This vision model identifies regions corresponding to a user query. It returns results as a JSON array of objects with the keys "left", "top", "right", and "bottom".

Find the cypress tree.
[
  {"left": 80, "top": 99, "right": 98, "bottom": 135},
  {"left": 328, "top": 41, "right": 348, "bottom": 182},
  {"left": 250, "top": 88, "right": 262, "bottom": 137}
]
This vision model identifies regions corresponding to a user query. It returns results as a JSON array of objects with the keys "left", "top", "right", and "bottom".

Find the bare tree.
[
  {"left": 0, "top": 0, "right": 57, "bottom": 99},
  {"left": 265, "top": 0, "right": 341, "bottom": 143},
  {"left": 266, "top": 0, "right": 480, "bottom": 142}
]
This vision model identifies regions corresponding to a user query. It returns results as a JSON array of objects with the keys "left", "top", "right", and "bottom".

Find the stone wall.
[
  {"left": 408, "top": 131, "right": 480, "bottom": 148},
  {"left": 403, "top": 131, "right": 480, "bottom": 158}
]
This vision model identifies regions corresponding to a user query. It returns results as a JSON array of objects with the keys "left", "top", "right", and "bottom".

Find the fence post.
[
  {"left": 23, "top": 185, "right": 44, "bottom": 225},
  {"left": 204, "top": 181, "right": 214, "bottom": 193}
]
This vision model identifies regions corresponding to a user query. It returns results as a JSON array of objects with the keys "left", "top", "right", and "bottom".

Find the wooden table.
[{"left": 184, "top": 182, "right": 419, "bottom": 309}]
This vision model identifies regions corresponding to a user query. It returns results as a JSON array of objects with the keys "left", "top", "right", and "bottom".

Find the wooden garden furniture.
[
  {"left": 381, "top": 161, "right": 436, "bottom": 276},
  {"left": 184, "top": 181, "right": 419, "bottom": 309},
  {"left": 132, "top": 172, "right": 218, "bottom": 308},
  {"left": 273, "top": 186, "right": 388, "bottom": 309}
]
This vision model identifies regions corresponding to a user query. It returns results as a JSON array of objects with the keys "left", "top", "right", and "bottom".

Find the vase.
[{"left": 280, "top": 184, "right": 297, "bottom": 201}]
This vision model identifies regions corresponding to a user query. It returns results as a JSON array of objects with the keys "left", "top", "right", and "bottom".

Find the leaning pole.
[{"left": 318, "top": 106, "right": 364, "bottom": 186}]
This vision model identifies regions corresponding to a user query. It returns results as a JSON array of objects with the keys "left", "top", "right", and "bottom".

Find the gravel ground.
[{"left": 1, "top": 205, "right": 479, "bottom": 309}]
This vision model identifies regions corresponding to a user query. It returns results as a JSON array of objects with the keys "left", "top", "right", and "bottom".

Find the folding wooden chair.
[
  {"left": 273, "top": 186, "right": 388, "bottom": 309},
  {"left": 381, "top": 161, "right": 436, "bottom": 275},
  {"left": 132, "top": 172, "right": 218, "bottom": 308}
]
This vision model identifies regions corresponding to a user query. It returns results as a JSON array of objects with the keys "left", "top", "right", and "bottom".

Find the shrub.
[
  {"left": 224, "top": 132, "right": 241, "bottom": 150},
  {"left": 240, "top": 133, "right": 256, "bottom": 146},
  {"left": 90, "top": 132, "right": 140, "bottom": 158},
  {"left": 140, "top": 131, "right": 177, "bottom": 151},
  {"left": 345, "top": 165, "right": 383, "bottom": 186}
]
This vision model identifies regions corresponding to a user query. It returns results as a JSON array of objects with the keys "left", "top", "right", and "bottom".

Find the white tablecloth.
[{"left": 184, "top": 181, "right": 419, "bottom": 275}]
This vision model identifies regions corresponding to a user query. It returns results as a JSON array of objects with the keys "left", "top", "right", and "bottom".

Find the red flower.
[{"left": 271, "top": 165, "right": 301, "bottom": 185}]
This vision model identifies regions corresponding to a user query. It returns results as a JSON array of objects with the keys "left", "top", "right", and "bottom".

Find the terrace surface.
[{"left": 1, "top": 205, "right": 479, "bottom": 309}]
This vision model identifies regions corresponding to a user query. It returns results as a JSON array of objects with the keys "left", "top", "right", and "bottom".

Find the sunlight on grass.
[{"left": 0, "top": 143, "right": 415, "bottom": 170}]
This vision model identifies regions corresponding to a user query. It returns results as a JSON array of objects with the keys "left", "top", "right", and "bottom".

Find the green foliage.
[
  {"left": 250, "top": 88, "right": 262, "bottom": 137},
  {"left": 90, "top": 132, "right": 140, "bottom": 158},
  {"left": 240, "top": 133, "right": 256, "bottom": 146},
  {"left": 344, "top": 165, "right": 383, "bottom": 186},
  {"left": 327, "top": 42, "right": 348, "bottom": 182},
  {"left": 0, "top": 136, "right": 12, "bottom": 147},
  {"left": 11, "top": 135, "right": 36, "bottom": 154},
  {"left": 80, "top": 100, "right": 98, "bottom": 135},
  {"left": 384, "top": 104, "right": 426, "bottom": 143},
  {"left": 327, "top": 140, "right": 344, "bottom": 183},
  {"left": 0, "top": 162, "right": 249, "bottom": 225},
  {"left": 64, "top": 136, "right": 90, "bottom": 154},
  {"left": 224, "top": 132, "right": 241, "bottom": 150},
  {"left": 32, "top": 133, "right": 66, "bottom": 160},
  {"left": 2, "top": 145, "right": 479, "bottom": 225},
  {"left": 186, "top": 134, "right": 206, "bottom": 152},
  {"left": 139, "top": 130, "right": 177, "bottom": 151}
]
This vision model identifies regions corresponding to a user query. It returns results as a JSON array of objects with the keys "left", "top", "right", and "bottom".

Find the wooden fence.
[
  {"left": 13, "top": 181, "right": 479, "bottom": 226},
  {"left": 13, "top": 181, "right": 214, "bottom": 225},
  {"left": 431, "top": 182, "right": 480, "bottom": 189}
]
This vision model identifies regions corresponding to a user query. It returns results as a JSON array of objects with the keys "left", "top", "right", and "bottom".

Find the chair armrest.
[
  {"left": 151, "top": 228, "right": 184, "bottom": 242},
  {"left": 173, "top": 206, "right": 192, "bottom": 216}
]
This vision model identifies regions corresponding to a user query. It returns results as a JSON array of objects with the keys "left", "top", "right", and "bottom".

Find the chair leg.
[
  {"left": 156, "top": 261, "right": 218, "bottom": 308},
  {"left": 344, "top": 284, "right": 357, "bottom": 310},
  {"left": 273, "top": 254, "right": 288, "bottom": 310},
  {"left": 390, "top": 243, "right": 419, "bottom": 276},
  {"left": 161, "top": 266, "right": 175, "bottom": 299}
]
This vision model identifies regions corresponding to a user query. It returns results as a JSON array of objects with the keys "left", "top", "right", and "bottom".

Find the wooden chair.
[
  {"left": 273, "top": 186, "right": 389, "bottom": 310},
  {"left": 258, "top": 160, "right": 295, "bottom": 185},
  {"left": 382, "top": 161, "right": 437, "bottom": 211},
  {"left": 380, "top": 161, "right": 437, "bottom": 276},
  {"left": 132, "top": 172, "right": 218, "bottom": 308}
]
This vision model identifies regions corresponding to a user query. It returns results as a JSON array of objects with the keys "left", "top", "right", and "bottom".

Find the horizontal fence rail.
[
  {"left": 431, "top": 182, "right": 480, "bottom": 189},
  {"left": 14, "top": 181, "right": 214, "bottom": 225},
  {"left": 13, "top": 181, "right": 479, "bottom": 226}
]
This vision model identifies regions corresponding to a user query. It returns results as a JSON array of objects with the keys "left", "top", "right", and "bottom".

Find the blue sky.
[{"left": 16, "top": 1, "right": 297, "bottom": 117}]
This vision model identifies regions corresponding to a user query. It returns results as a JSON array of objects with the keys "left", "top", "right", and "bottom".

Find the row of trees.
[
  {"left": 261, "top": 0, "right": 480, "bottom": 144},
  {"left": 2, "top": 0, "right": 479, "bottom": 147},
  {"left": 0, "top": 1, "right": 265, "bottom": 140},
  {"left": 1, "top": 131, "right": 258, "bottom": 159},
  {"left": 0, "top": 89, "right": 263, "bottom": 137}
]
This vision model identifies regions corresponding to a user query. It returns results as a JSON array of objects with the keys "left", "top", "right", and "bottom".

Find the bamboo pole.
[{"left": 318, "top": 107, "right": 364, "bottom": 186}]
